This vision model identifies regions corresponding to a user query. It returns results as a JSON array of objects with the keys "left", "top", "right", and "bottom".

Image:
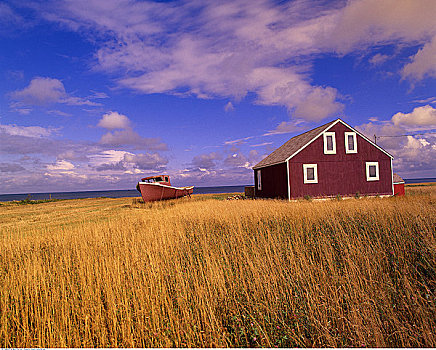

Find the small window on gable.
[
  {"left": 345, "top": 132, "right": 357, "bottom": 154},
  {"left": 257, "top": 169, "right": 262, "bottom": 190},
  {"left": 323, "top": 132, "right": 336, "bottom": 154},
  {"left": 366, "top": 162, "right": 379, "bottom": 181},
  {"left": 303, "top": 164, "right": 318, "bottom": 184}
]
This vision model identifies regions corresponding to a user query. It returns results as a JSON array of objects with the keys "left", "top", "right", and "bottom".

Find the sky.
[{"left": 0, "top": 0, "right": 435, "bottom": 194}]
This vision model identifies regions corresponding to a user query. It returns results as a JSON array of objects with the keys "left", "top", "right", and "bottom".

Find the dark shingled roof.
[
  {"left": 253, "top": 119, "right": 338, "bottom": 169},
  {"left": 393, "top": 173, "right": 405, "bottom": 184}
]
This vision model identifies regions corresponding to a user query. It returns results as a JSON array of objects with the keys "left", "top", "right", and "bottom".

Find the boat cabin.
[{"left": 141, "top": 175, "right": 171, "bottom": 186}]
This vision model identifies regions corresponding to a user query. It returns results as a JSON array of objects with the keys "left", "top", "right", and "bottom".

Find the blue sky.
[{"left": 0, "top": 0, "right": 435, "bottom": 194}]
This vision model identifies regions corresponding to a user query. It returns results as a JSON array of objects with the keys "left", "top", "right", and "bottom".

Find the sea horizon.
[
  {"left": 0, "top": 184, "right": 250, "bottom": 202},
  {"left": 0, "top": 178, "right": 435, "bottom": 202}
]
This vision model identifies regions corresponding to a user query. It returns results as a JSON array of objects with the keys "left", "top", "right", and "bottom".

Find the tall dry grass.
[{"left": 0, "top": 187, "right": 435, "bottom": 347}]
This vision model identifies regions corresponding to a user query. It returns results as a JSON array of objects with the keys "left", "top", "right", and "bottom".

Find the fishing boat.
[{"left": 136, "top": 175, "right": 194, "bottom": 202}]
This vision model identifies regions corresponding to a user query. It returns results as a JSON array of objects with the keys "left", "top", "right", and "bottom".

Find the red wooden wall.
[
  {"left": 254, "top": 162, "right": 288, "bottom": 199},
  {"left": 394, "top": 183, "right": 405, "bottom": 196},
  {"left": 288, "top": 122, "right": 393, "bottom": 199}
]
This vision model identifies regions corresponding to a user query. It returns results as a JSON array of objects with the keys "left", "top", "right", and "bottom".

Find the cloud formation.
[
  {"left": 191, "top": 152, "right": 222, "bottom": 170},
  {"left": 32, "top": 0, "right": 436, "bottom": 123},
  {"left": 0, "top": 163, "right": 25, "bottom": 173},
  {"left": 11, "top": 77, "right": 66, "bottom": 105},
  {"left": 97, "top": 111, "right": 131, "bottom": 129},
  {"left": 90, "top": 150, "right": 168, "bottom": 172},
  {"left": 0, "top": 123, "right": 54, "bottom": 138},
  {"left": 97, "top": 111, "right": 168, "bottom": 151},
  {"left": 10, "top": 77, "right": 103, "bottom": 107},
  {"left": 391, "top": 105, "right": 436, "bottom": 130},
  {"left": 357, "top": 105, "right": 436, "bottom": 178},
  {"left": 402, "top": 37, "right": 436, "bottom": 81}
]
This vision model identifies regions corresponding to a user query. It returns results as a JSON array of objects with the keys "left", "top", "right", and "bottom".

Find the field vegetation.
[{"left": 0, "top": 185, "right": 435, "bottom": 347}]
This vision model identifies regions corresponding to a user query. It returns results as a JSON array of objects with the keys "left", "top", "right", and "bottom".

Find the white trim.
[
  {"left": 303, "top": 164, "right": 318, "bottom": 184},
  {"left": 345, "top": 132, "right": 357, "bottom": 154},
  {"left": 391, "top": 158, "right": 394, "bottom": 195},
  {"left": 257, "top": 169, "right": 262, "bottom": 190},
  {"left": 253, "top": 159, "right": 288, "bottom": 170},
  {"left": 283, "top": 119, "right": 393, "bottom": 163},
  {"left": 323, "top": 132, "right": 336, "bottom": 154},
  {"left": 286, "top": 159, "right": 291, "bottom": 201},
  {"left": 283, "top": 119, "right": 342, "bottom": 163},
  {"left": 337, "top": 119, "right": 393, "bottom": 159},
  {"left": 254, "top": 119, "right": 342, "bottom": 169},
  {"left": 366, "top": 162, "right": 379, "bottom": 181}
]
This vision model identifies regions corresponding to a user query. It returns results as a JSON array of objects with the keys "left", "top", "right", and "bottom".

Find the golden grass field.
[{"left": 0, "top": 184, "right": 435, "bottom": 347}]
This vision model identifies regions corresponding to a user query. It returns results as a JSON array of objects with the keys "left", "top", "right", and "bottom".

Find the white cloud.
[
  {"left": 98, "top": 111, "right": 131, "bottom": 129},
  {"left": 89, "top": 150, "right": 132, "bottom": 167},
  {"left": 329, "top": 0, "right": 436, "bottom": 53},
  {"left": 99, "top": 128, "right": 167, "bottom": 150},
  {"left": 36, "top": 0, "right": 347, "bottom": 121},
  {"left": 264, "top": 119, "right": 306, "bottom": 136},
  {"left": 10, "top": 77, "right": 103, "bottom": 107},
  {"left": 369, "top": 53, "right": 390, "bottom": 66},
  {"left": 61, "top": 96, "right": 102, "bottom": 106},
  {"left": 96, "top": 111, "right": 168, "bottom": 150},
  {"left": 402, "top": 36, "right": 436, "bottom": 81},
  {"left": 248, "top": 67, "right": 343, "bottom": 121},
  {"left": 48, "top": 110, "right": 73, "bottom": 117},
  {"left": 123, "top": 152, "right": 168, "bottom": 170},
  {"left": 356, "top": 106, "right": 436, "bottom": 177},
  {"left": 46, "top": 160, "right": 75, "bottom": 171},
  {"left": 22, "top": 0, "right": 436, "bottom": 126},
  {"left": 89, "top": 150, "right": 167, "bottom": 172},
  {"left": 11, "top": 77, "right": 66, "bottom": 105},
  {"left": 250, "top": 142, "right": 272, "bottom": 147},
  {"left": 224, "top": 135, "right": 256, "bottom": 145},
  {"left": 391, "top": 105, "right": 436, "bottom": 130},
  {"left": 0, "top": 163, "right": 25, "bottom": 173},
  {"left": 0, "top": 3, "right": 29, "bottom": 33},
  {"left": 0, "top": 123, "right": 54, "bottom": 138},
  {"left": 412, "top": 97, "right": 436, "bottom": 104},
  {"left": 191, "top": 152, "right": 222, "bottom": 170},
  {"left": 224, "top": 101, "right": 234, "bottom": 112},
  {"left": 29, "top": 0, "right": 436, "bottom": 123}
]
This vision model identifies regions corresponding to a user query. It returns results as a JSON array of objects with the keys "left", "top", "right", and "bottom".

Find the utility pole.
[{"left": 374, "top": 134, "right": 377, "bottom": 144}]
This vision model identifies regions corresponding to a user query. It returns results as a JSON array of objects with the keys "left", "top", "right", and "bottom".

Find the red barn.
[{"left": 253, "top": 119, "right": 394, "bottom": 200}]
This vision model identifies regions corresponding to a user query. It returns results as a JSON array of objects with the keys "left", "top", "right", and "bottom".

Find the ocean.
[
  {"left": 0, "top": 185, "right": 249, "bottom": 202},
  {"left": 0, "top": 178, "right": 434, "bottom": 202}
]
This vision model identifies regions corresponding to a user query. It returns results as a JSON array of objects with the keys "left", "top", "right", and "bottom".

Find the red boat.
[{"left": 136, "top": 175, "right": 194, "bottom": 202}]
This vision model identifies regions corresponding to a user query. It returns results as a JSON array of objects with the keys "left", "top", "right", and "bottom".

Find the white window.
[
  {"left": 323, "top": 132, "right": 336, "bottom": 154},
  {"left": 366, "top": 162, "right": 379, "bottom": 181},
  {"left": 303, "top": 164, "right": 318, "bottom": 184},
  {"left": 257, "top": 169, "right": 262, "bottom": 190},
  {"left": 345, "top": 132, "right": 357, "bottom": 154}
]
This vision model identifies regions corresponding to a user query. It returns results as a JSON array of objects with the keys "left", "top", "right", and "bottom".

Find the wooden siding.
[
  {"left": 394, "top": 183, "right": 405, "bottom": 196},
  {"left": 288, "top": 122, "right": 393, "bottom": 199},
  {"left": 254, "top": 162, "right": 288, "bottom": 199}
]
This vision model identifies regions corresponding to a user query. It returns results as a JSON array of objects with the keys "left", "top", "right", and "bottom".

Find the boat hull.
[{"left": 137, "top": 182, "right": 194, "bottom": 202}]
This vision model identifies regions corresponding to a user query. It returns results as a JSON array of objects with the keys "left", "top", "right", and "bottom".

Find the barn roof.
[
  {"left": 393, "top": 173, "right": 405, "bottom": 184},
  {"left": 253, "top": 118, "right": 393, "bottom": 169},
  {"left": 253, "top": 119, "right": 337, "bottom": 169}
]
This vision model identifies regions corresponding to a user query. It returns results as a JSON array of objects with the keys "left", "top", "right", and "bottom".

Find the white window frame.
[
  {"left": 257, "top": 169, "right": 262, "bottom": 190},
  {"left": 366, "top": 162, "right": 379, "bottom": 181},
  {"left": 323, "top": 132, "right": 336, "bottom": 154},
  {"left": 345, "top": 132, "right": 357, "bottom": 154},
  {"left": 303, "top": 164, "right": 318, "bottom": 184}
]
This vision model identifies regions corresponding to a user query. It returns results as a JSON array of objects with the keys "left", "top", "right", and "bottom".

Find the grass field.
[{"left": 0, "top": 185, "right": 435, "bottom": 347}]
